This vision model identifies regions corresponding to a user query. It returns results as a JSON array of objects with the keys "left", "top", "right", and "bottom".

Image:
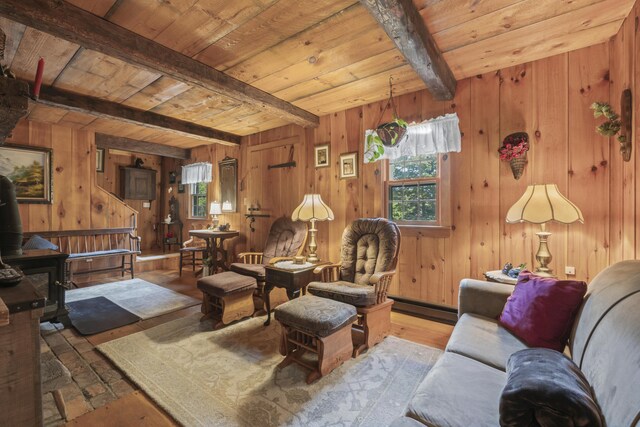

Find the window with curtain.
[
  {"left": 387, "top": 154, "right": 442, "bottom": 224},
  {"left": 190, "top": 182, "right": 208, "bottom": 218}
]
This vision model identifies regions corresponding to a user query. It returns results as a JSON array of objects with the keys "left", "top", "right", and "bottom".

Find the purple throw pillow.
[{"left": 499, "top": 271, "right": 586, "bottom": 351}]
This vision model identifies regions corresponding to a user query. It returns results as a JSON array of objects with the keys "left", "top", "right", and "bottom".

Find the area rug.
[
  {"left": 98, "top": 314, "right": 442, "bottom": 427},
  {"left": 67, "top": 296, "right": 141, "bottom": 335},
  {"left": 65, "top": 279, "right": 200, "bottom": 320}
]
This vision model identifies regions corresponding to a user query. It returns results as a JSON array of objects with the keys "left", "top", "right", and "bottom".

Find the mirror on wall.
[{"left": 219, "top": 157, "right": 237, "bottom": 212}]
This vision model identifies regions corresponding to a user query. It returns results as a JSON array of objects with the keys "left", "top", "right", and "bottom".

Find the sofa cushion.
[
  {"left": 499, "top": 271, "right": 586, "bottom": 351},
  {"left": 446, "top": 313, "right": 528, "bottom": 371},
  {"left": 68, "top": 249, "right": 129, "bottom": 258},
  {"left": 22, "top": 235, "right": 59, "bottom": 251},
  {"left": 405, "top": 352, "right": 505, "bottom": 427},
  {"left": 500, "top": 348, "right": 602, "bottom": 427},
  {"left": 197, "top": 272, "right": 257, "bottom": 298},
  {"left": 570, "top": 260, "right": 640, "bottom": 366},
  {"left": 274, "top": 295, "right": 357, "bottom": 338},
  {"left": 579, "top": 292, "right": 640, "bottom": 427},
  {"left": 307, "top": 281, "right": 377, "bottom": 306},
  {"left": 229, "top": 262, "right": 266, "bottom": 279}
]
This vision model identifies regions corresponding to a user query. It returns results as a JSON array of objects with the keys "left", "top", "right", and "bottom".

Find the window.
[
  {"left": 190, "top": 182, "right": 208, "bottom": 218},
  {"left": 387, "top": 154, "right": 442, "bottom": 225}
]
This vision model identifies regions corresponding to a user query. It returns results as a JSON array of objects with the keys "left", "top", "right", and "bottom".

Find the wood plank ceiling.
[{"left": 0, "top": 0, "right": 635, "bottom": 148}]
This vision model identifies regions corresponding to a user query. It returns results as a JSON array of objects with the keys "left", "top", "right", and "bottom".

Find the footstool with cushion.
[
  {"left": 274, "top": 295, "right": 357, "bottom": 384},
  {"left": 197, "top": 271, "right": 257, "bottom": 329}
]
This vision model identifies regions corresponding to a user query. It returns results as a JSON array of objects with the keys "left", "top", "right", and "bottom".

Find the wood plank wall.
[
  {"left": 97, "top": 150, "right": 162, "bottom": 251},
  {"left": 6, "top": 119, "right": 138, "bottom": 235},
  {"left": 237, "top": 5, "right": 640, "bottom": 308}
]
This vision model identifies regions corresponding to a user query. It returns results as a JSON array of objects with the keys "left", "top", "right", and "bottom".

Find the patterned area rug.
[
  {"left": 98, "top": 314, "right": 442, "bottom": 427},
  {"left": 66, "top": 279, "right": 200, "bottom": 320}
]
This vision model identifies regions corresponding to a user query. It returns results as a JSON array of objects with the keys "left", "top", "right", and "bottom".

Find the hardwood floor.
[{"left": 65, "top": 269, "right": 454, "bottom": 426}]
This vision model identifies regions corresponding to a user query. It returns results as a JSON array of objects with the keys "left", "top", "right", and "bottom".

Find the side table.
[
  {"left": 483, "top": 270, "right": 517, "bottom": 285},
  {"left": 263, "top": 262, "right": 319, "bottom": 326}
]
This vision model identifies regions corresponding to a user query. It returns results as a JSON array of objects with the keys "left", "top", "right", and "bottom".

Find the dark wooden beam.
[
  {"left": 0, "top": 77, "right": 29, "bottom": 143},
  {"left": 96, "top": 134, "right": 191, "bottom": 160},
  {"left": 28, "top": 83, "right": 240, "bottom": 146},
  {"left": 359, "top": 0, "right": 456, "bottom": 100},
  {"left": 0, "top": 0, "right": 319, "bottom": 128}
]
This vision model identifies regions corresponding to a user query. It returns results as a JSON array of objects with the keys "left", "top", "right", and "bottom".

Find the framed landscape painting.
[{"left": 0, "top": 144, "right": 52, "bottom": 204}]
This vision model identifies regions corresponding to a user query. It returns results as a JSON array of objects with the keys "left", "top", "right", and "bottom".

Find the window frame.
[
  {"left": 384, "top": 154, "right": 451, "bottom": 229},
  {"left": 189, "top": 182, "right": 208, "bottom": 219}
]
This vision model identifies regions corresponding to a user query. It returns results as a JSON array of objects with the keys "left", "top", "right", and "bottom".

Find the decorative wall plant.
[
  {"left": 591, "top": 90, "right": 633, "bottom": 161},
  {"left": 498, "top": 132, "right": 529, "bottom": 180}
]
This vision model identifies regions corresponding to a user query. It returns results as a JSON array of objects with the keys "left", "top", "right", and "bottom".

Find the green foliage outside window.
[
  {"left": 190, "top": 182, "right": 208, "bottom": 218},
  {"left": 388, "top": 155, "right": 438, "bottom": 223}
]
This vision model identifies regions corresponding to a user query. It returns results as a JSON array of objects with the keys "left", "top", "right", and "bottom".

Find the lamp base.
[
  {"left": 306, "top": 219, "right": 320, "bottom": 263},
  {"left": 535, "top": 224, "right": 554, "bottom": 277}
]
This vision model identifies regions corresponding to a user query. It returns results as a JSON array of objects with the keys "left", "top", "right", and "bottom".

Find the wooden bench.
[{"left": 23, "top": 228, "right": 141, "bottom": 284}]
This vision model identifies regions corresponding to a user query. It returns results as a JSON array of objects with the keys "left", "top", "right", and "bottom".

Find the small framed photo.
[
  {"left": 96, "top": 148, "right": 105, "bottom": 172},
  {"left": 339, "top": 152, "right": 358, "bottom": 179},
  {"left": 177, "top": 178, "right": 185, "bottom": 193},
  {"left": 314, "top": 144, "right": 330, "bottom": 168}
]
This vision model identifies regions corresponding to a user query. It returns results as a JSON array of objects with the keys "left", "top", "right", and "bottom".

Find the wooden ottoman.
[
  {"left": 274, "top": 296, "right": 357, "bottom": 384},
  {"left": 197, "top": 272, "right": 257, "bottom": 329}
]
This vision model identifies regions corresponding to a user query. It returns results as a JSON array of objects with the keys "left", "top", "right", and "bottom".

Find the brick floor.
[{"left": 39, "top": 323, "right": 138, "bottom": 423}]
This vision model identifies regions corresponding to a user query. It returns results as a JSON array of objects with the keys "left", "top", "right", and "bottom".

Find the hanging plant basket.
[
  {"left": 509, "top": 154, "right": 528, "bottom": 180},
  {"left": 376, "top": 119, "right": 408, "bottom": 147}
]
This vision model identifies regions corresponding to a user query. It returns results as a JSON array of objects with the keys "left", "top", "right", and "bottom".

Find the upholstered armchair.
[
  {"left": 230, "top": 216, "right": 308, "bottom": 312},
  {"left": 307, "top": 218, "right": 400, "bottom": 357}
]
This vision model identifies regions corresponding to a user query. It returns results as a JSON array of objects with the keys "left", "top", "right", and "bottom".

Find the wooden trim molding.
[
  {"left": 0, "top": 0, "right": 320, "bottom": 128},
  {"left": 359, "top": 0, "right": 456, "bottom": 100}
]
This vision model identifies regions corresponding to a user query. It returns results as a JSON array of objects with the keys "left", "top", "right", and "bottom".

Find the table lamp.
[
  {"left": 209, "top": 201, "right": 222, "bottom": 228},
  {"left": 291, "top": 194, "right": 334, "bottom": 262},
  {"left": 506, "top": 184, "right": 583, "bottom": 277}
]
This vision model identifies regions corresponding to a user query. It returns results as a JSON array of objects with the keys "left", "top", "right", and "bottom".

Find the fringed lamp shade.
[
  {"left": 291, "top": 194, "right": 334, "bottom": 222},
  {"left": 506, "top": 184, "right": 583, "bottom": 277},
  {"left": 506, "top": 184, "right": 583, "bottom": 225},
  {"left": 291, "top": 194, "right": 334, "bottom": 262}
]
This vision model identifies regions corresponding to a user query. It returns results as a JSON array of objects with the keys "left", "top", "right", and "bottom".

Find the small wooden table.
[
  {"left": 484, "top": 270, "right": 518, "bottom": 285},
  {"left": 263, "top": 262, "right": 318, "bottom": 326},
  {"left": 188, "top": 230, "right": 239, "bottom": 274}
]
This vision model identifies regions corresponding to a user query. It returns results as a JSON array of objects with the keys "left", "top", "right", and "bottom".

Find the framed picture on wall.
[
  {"left": 177, "top": 178, "right": 185, "bottom": 193},
  {"left": 339, "top": 152, "right": 358, "bottom": 179},
  {"left": 0, "top": 144, "right": 53, "bottom": 204},
  {"left": 96, "top": 148, "right": 105, "bottom": 172},
  {"left": 314, "top": 144, "right": 330, "bottom": 168}
]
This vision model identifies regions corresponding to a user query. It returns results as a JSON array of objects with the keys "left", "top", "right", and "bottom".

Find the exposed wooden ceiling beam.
[
  {"left": 96, "top": 134, "right": 191, "bottom": 160},
  {"left": 29, "top": 83, "right": 240, "bottom": 146},
  {"left": 0, "top": 77, "right": 29, "bottom": 143},
  {"left": 359, "top": 0, "right": 456, "bottom": 100},
  {"left": 0, "top": 0, "right": 320, "bottom": 128}
]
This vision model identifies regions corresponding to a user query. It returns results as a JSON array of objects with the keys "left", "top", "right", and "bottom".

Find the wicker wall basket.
[{"left": 510, "top": 155, "right": 528, "bottom": 180}]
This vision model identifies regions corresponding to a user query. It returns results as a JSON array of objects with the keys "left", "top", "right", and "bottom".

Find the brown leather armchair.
[
  {"left": 230, "top": 216, "right": 308, "bottom": 312},
  {"left": 307, "top": 218, "right": 400, "bottom": 357}
]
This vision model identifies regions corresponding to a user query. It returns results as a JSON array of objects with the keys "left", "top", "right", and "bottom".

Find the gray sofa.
[{"left": 392, "top": 260, "right": 640, "bottom": 426}]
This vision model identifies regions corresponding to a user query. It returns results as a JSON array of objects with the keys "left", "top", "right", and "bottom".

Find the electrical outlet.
[{"left": 565, "top": 266, "right": 576, "bottom": 275}]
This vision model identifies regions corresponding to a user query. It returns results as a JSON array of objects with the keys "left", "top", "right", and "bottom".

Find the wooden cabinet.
[
  {"left": 120, "top": 167, "right": 156, "bottom": 200},
  {"left": 0, "top": 278, "right": 45, "bottom": 427}
]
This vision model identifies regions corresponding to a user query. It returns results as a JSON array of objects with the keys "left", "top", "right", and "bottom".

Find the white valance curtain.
[
  {"left": 364, "top": 113, "right": 462, "bottom": 163},
  {"left": 181, "top": 162, "right": 212, "bottom": 184}
]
